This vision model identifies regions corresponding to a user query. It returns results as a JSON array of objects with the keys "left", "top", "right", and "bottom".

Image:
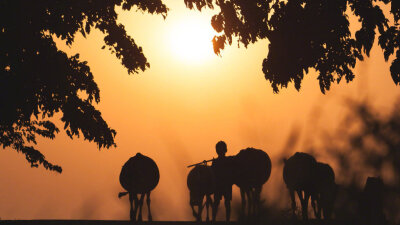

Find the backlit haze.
[{"left": 1, "top": 0, "right": 399, "bottom": 221}]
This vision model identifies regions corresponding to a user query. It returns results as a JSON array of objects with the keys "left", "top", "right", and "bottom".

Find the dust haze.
[{"left": 1, "top": 4, "right": 400, "bottom": 223}]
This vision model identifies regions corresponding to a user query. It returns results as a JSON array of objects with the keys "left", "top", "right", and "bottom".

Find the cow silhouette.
[
  {"left": 211, "top": 145, "right": 271, "bottom": 220},
  {"left": 283, "top": 152, "right": 317, "bottom": 220},
  {"left": 187, "top": 164, "right": 216, "bottom": 221},
  {"left": 118, "top": 153, "right": 159, "bottom": 221},
  {"left": 235, "top": 148, "right": 272, "bottom": 218},
  {"left": 284, "top": 152, "right": 338, "bottom": 220},
  {"left": 311, "top": 162, "right": 337, "bottom": 219}
]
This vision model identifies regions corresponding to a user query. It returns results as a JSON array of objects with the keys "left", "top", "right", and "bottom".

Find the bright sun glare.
[{"left": 168, "top": 16, "right": 216, "bottom": 63}]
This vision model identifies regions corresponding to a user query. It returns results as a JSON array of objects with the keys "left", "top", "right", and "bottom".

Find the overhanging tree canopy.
[
  {"left": 0, "top": 0, "right": 167, "bottom": 172},
  {"left": 184, "top": 0, "right": 400, "bottom": 93}
]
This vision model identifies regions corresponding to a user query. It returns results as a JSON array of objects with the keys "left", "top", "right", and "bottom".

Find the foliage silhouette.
[
  {"left": 0, "top": 1, "right": 168, "bottom": 172},
  {"left": 184, "top": 0, "right": 400, "bottom": 93}
]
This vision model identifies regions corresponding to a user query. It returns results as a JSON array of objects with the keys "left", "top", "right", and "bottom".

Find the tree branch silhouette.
[
  {"left": 0, "top": 0, "right": 168, "bottom": 173},
  {"left": 185, "top": 0, "right": 400, "bottom": 93}
]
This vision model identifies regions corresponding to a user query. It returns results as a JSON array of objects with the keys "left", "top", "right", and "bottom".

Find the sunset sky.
[{"left": 1, "top": 0, "right": 400, "bottom": 221}]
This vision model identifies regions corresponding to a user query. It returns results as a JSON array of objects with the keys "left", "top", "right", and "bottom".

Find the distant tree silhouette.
[
  {"left": 184, "top": 0, "right": 400, "bottom": 93},
  {"left": 321, "top": 99, "right": 400, "bottom": 223},
  {"left": 0, "top": 1, "right": 168, "bottom": 172}
]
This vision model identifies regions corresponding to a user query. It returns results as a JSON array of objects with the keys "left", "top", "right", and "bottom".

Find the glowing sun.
[{"left": 168, "top": 16, "right": 216, "bottom": 63}]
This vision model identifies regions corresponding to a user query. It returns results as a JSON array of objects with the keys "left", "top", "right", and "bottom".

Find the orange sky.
[{"left": 1, "top": 1, "right": 400, "bottom": 221}]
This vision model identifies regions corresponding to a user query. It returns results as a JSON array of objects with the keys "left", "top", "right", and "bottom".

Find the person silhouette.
[{"left": 212, "top": 141, "right": 234, "bottom": 221}]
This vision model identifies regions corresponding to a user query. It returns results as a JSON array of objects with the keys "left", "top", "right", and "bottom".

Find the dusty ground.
[{"left": 0, "top": 220, "right": 358, "bottom": 225}]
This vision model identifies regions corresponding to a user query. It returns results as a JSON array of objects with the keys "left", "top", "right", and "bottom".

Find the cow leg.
[
  {"left": 251, "top": 188, "right": 256, "bottom": 216},
  {"left": 289, "top": 189, "right": 296, "bottom": 219},
  {"left": 128, "top": 193, "right": 137, "bottom": 221},
  {"left": 224, "top": 197, "right": 231, "bottom": 222},
  {"left": 198, "top": 195, "right": 204, "bottom": 222},
  {"left": 205, "top": 194, "right": 212, "bottom": 222},
  {"left": 189, "top": 192, "right": 198, "bottom": 221},
  {"left": 254, "top": 186, "right": 262, "bottom": 216},
  {"left": 297, "top": 190, "right": 305, "bottom": 220},
  {"left": 212, "top": 195, "right": 220, "bottom": 221},
  {"left": 323, "top": 204, "right": 333, "bottom": 220},
  {"left": 137, "top": 193, "right": 145, "bottom": 221},
  {"left": 190, "top": 202, "right": 197, "bottom": 220},
  {"left": 246, "top": 189, "right": 252, "bottom": 216},
  {"left": 323, "top": 196, "right": 334, "bottom": 220},
  {"left": 315, "top": 194, "right": 322, "bottom": 219},
  {"left": 240, "top": 188, "right": 246, "bottom": 217},
  {"left": 304, "top": 193, "right": 311, "bottom": 220},
  {"left": 297, "top": 190, "right": 310, "bottom": 220},
  {"left": 311, "top": 194, "right": 316, "bottom": 218},
  {"left": 146, "top": 191, "right": 153, "bottom": 221}
]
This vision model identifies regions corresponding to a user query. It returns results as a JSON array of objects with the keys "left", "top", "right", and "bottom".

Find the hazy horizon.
[{"left": 1, "top": 0, "right": 399, "bottom": 221}]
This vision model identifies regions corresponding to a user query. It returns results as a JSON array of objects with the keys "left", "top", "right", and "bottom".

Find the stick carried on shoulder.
[{"left": 187, "top": 158, "right": 215, "bottom": 168}]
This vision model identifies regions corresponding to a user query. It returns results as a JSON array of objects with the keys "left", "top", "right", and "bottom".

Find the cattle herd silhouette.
[
  {"left": 283, "top": 152, "right": 336, "bottom": 220},
  {"left": 118, "top": 142, "right": 385, "bottom": 224}
]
